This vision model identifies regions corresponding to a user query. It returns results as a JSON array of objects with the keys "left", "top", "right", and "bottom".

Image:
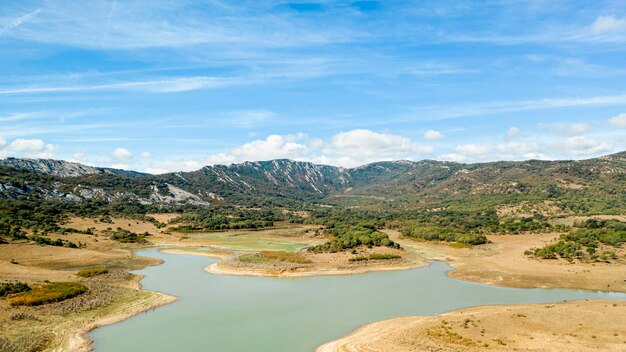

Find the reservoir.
[{"left": 90, "top": 248, "right": 626, "bottom": 351}]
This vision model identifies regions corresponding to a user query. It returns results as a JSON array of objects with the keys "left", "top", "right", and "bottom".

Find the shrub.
[
  {"left": 349, "top": 253, "right": 401, "bottom": 262},
  {"left": 76, "top": 268, "right": 109, "bottom": 278},
  {"left": 0, "top": 282, "right": 31, "bottom": 297},
  {"left": 348, "top": 256, "right": 368, "bottom": 262},
  {"left": 402, "top": 227, "right": 488, "bottom": 246},
  {"left": 110, "top": 228, "right": 148, "bottom": 243},
  {"left": 9, "top": 282, "right": 88, "bottom": 306},
  {"left": 239, "top": 251, "right": 311, "bottom": 264},
  {"left": 368, "top": 253, "right": 401, "bottom": 260}
]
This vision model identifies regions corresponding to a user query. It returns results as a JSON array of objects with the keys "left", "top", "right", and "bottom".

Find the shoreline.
[
  {"left": 53, "top": 259, "right": 177, "bottom": 352},
  {"left": 72, "top": 245, "right": 625, "bottom": 352},
  {"left": 61, "top": 290, "right": 176, "bottom": 352},
  {"left": 316, "top": 300, "right": 626, "bottom": 352},
  {"left": 161, "top": 248, "right": 426, "bottom": 278}
]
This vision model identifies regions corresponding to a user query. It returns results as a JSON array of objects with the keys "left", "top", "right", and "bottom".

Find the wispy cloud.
[
  {"left": 1, "top": 1, "right": 359, "bottom": 49},
  {"left": 0, "top": 8, "right": 41, "bottom": 36},
  {"left": 0, "top": 76, "right": 244, "bottom": 95},
  {"left": 397, "top": 93, "right": 626, "bottom": 122}
]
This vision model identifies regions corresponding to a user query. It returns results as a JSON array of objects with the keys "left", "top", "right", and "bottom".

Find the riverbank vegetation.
[
  {"left": 8, "top": 282, "right": 88, "bottom": 306},
  {"left": 239, "top": 251, "right": 312, "bottom": 264},
  {"left": 349, "top": 253, "right": 401, "bottom": 262},
  {"left": 76, "top": 268, "right": 109, "bottom": 278}
]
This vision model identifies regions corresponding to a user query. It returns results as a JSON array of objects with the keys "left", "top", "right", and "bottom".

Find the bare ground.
[
  {"left": 317, "top": 300, "right": 626, "bottom": 352},
  {"left": 384, "top": 230, "right": 626, "bottom": 293}
]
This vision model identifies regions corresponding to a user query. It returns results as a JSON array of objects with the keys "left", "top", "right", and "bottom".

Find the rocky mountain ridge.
[{"left": 1, "top": 152, "right": 625, "bottom": 211}]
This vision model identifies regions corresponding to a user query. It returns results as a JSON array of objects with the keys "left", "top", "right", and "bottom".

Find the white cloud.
[
  {"left": 146, "top": 160, "right": 204, "bottom": 174},
  {"left": 506, "top": 127, "right": 524, "bottom": 140},
  {"left": 327, "top": 129, "right": 432, "bottom": 160},
  {"left": 424, "top": 130, "right": 444, "bottom": 140},
  {"left": 591, "top": 15, "right": 626, "bottom": 33},
  {"left": 438, "top": 153, "right": 467, "bottom": 162},
  {"left": 608, "top": 113, "right": 626, "bottom": 128},
  {"left": 0, "top": 137, "right": 57, "bottom": 158},
  {"left": 540, "top": 122, "right": 589, "bottom": 136},
  {"left": 0, "top": 76, "right": 240, "bottom": 95},
  {"left": 563, "top": 136, "right": 613, "bottom": 156},
  {"left": 522, "top": 152, "right": 549, "bottom": 160},
  {"left": 455, "top": 144, "right": 491, "bottom": 155},
  {"left": 141, "top": 151, "right": 151, "bottom": 158},
  {"left": 206, "top": 134, "right": 310, "bottom": 165},
  {"left": 497, "top": 141, "right": 541, "bottom": 155},
  {"left": 147, "top": 129, "right": 435, "bottom": 172},
  {"left": 10, "top": 138, "right": 46, "bottom": 152},
  {"left": 113, "top": 147, "right": 133, "bottom": 160},
  {"left": 110, "top": 163, "right": 131, "bottom": 170},
  {"left": 225, "top": 110, "right": 273, "bottom": 128}
]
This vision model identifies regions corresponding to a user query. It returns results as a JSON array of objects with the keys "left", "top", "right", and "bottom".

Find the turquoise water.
[{"left": 90, "top": 248, "right": 625, "bottom": 352}]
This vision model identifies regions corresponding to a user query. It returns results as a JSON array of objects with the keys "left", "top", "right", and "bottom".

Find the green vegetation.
[
  {"left": 9, "top": 282, "right": 88, "bottom": 306},
  {"left": 527, "top": 219, "right": 626, "bottom": 261},
  {"left": 304, "top": 209, "right": 400, "bottom": 252},
  {"left": 168, "top": 206, "right": 285, "bottom": 232},
  {"left": 109, "top": 227, "right": 149, "bottom": 243},
  {"left": 76, "top": 268, "right": 109, "bottom": 278},
  {"left": 368, "top": 253, "right": 402, "bottom": 260},
  {"left": 239, "top": 251, "right": 312, "bottom": 264},
  {"left": 310, "top": 223, "right": 400, "bottom": 253},
  {"left": 349, "top": 253, "right": 402, "bottom": 262},
  {"left": 30, "top": 235, "right": 81, "bottom": 248},
  {"left": 0, "top": 282, "right": 31, "bottom": 297},
  {"left": 402, "top": 227, "right": 488, "bottom": 245},
  {"left": 348, "top": 256, "right": 368, "bottom": 262}
]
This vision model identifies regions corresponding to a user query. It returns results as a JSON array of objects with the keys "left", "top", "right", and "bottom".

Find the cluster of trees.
[
  {"left": 108, "top": 228, "right": 149, "bottom": 243},
  {"left": 401, "top": 226, "right": 488, "bottom": 245},
  {"left": 168, "top": 206, "right": 287, "bottom": 231},
  {"left": 307, "top": 212, "right": 400, "bottom": 253},
  {"left": 30, "top": 235, "right": 82, "bottom": 248},
  {"left": 527, "top": 219, "right": 625, "bottom": 262}
]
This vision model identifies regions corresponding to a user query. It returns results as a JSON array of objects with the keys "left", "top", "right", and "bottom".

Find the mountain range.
[{"left": 1, "top": 152, "right": 625, "bottom": 213}]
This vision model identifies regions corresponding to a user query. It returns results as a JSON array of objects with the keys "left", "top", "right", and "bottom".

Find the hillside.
[{"left": 0, "top": 152, "right": 625, "bottom": 213}]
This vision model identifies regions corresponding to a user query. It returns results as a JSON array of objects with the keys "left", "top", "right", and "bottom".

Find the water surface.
[{"left": 90, "top": 248, "right": 625, "bottom": 352}]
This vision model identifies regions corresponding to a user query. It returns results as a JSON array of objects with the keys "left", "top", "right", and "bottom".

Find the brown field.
[{"left": 317, "top": 300, "right": 626, "bottom": 352}]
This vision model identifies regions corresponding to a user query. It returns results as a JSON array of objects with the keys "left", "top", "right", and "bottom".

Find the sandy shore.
[
  {"left": 57, "top": 289, "right": 176, "bottom": 352},
  {"left": 317, "top": 300, "right": 626, "bottom": 352}
]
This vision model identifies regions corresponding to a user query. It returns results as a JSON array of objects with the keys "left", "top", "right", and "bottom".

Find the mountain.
[
  {"left": 0, "top": 153, "right": 625, "bottom": 213},
  {"left": 0, "top": 157, "right": 148, "bottom": 178}
]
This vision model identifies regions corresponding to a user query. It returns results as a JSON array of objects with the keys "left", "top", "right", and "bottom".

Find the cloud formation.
[
  {"left": 608, "top": 113, "right": 626, "bottom": 128},
  {"left": 424, "top": 130, "right": 444, "bottom": 140},
  {"left": 591, "top": 15, "right": 626, "bottom": 33},
  {"left": 0, "top": 137, "right": 56, "bottom": 158},
  {"left": 113, "top": 147, "right": 132, "bottom": 160},
  {"left": 146, "top": 129, "right": 435, "bottom": 172}
]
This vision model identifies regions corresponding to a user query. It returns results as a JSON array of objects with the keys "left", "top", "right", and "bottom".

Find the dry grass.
[
  {"left": 76, "top": 268, "right": 109, "bottom": 278},
  {"left": 239, "top": 250, "right": 312, "bottom": 264},
  {"left": 318, "top": 301, "right": 626, "bottom": 352},
  {"left": 9, "top": 282, "right": 88, "bottom": 306}
]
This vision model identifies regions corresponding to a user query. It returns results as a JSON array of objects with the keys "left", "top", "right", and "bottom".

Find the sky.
[{"left": 1, "top": 0, "right": 626, "bottom": 173}]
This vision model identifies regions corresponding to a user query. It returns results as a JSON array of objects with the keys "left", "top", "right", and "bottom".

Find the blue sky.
[{"left": 1, "top": 0, "right": 625, "bottom": 173}]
